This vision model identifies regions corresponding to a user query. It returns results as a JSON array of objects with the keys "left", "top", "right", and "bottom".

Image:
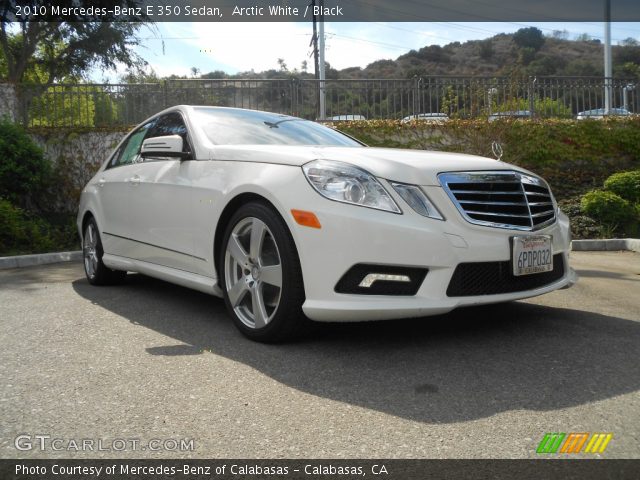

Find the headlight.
[
  {"left": 302, "top": 160, "right": 401, "bottom": 213},
  {"left": 390, "top": 182, "right": 444, "bottom": 220}
]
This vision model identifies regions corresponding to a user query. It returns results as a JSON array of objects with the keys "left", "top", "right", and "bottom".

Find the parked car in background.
[
  {"left": 326, "top": 114, "right": 367, "bottom": 121},
  {"left": 488, "top": 110, "right": 532, "bottom": 122},
  {"left": 78, "top": 106, "right": 576, "bottom": 342},
  {"left": 576, "top": 108, "right": 633, "bottom": 120},
  {"left": 401, "top": 113, "right": 450, "bottom": 123}
]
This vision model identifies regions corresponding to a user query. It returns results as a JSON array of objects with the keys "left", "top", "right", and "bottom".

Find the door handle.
[
  {"left": 98, "top": 178, "right": 106, "bottom": 188},
  {"left": 130, "top": 175, "right": 140, "bottom": 186}
]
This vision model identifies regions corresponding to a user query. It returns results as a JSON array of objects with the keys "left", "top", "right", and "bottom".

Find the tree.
[
  {"left": 518, "top": 47, "right": 537, "bottom": 66},
  {"left": 552, "top": 30, "right": 569, "bottom": 40},
  {"left": 201, "top": 70, "right": 228, "bottom": 79},
  {"left": 620, "top": 37, "right": 639, "bottom": 47},
  {"left": 513, "top": 27, "right": 545, "bottom": 52},
  {"left": 478, "top": 39, "right": 493, "bottom": 60},
  {"left": 0, "top": 1, "right": 150, "bottom": 85},
  {"left": 277, "top": 58, "right": 288, "bottom": 72}
]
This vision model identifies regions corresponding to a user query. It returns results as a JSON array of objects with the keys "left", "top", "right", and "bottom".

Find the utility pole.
[
  {"left": 310, "top": 0, "right": 320, "bottom": 118},
  {"left": 310, "top": 1, "right": 319, "bottom": 81},
  {"left": 604, "top": 0, "right": 612, "bottom": 114},
  {"left": 318, "top": 0, "right": 326, "bottom": 120}
]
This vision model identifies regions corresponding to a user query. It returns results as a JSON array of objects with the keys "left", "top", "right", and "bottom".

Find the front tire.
[
  {"left": 83, "top": 218, "right": 126, "bottom": 286},
  {"left": 220, "top": 202, "right": 307, "bottom": 342}
]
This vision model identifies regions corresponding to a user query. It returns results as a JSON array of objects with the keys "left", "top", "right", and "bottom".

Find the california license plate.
[{"left": 512, "top": 235, "right": 553, "bottom": 276}]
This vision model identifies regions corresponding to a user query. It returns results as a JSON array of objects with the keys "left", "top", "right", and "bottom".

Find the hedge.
[{"left": 336, "top": 117, "right": 640, "bottom": 200}]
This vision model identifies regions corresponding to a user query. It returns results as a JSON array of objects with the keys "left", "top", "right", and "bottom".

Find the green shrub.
[
  {"left": 558, "top": 197, "right": 605, "bottom": 239},
  {"left": 0, "top": 120, "right": 51, "bottom": 209},
  {"left": 604, "top": 170, "right": 640, "bottom": 203},
  {"left": 580, "top": 190, "right": 637, "bottom": 228},
  {"left": 0, "top": 198, "right": 56, "bottom": 255}
]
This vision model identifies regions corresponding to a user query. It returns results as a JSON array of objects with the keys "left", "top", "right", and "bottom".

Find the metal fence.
[{"left": 12, "top": 76, "right": 639, "bottom": 127}]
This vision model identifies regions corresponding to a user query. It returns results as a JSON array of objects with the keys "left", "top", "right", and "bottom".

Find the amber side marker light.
[{"left": 291, "top": 209, "right": 322, "bottom": 229}]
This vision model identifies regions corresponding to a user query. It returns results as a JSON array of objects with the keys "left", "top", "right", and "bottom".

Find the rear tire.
[
  {"left": 219, "top": 202, "right": 308, "bottom": 342},
  {"left": 83, "top": 218, "right": 126, "bottom": 286}
]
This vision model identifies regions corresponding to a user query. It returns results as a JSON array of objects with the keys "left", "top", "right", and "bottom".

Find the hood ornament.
[{"left": 491, "top": 141, "right": 504, "bottom": 161}]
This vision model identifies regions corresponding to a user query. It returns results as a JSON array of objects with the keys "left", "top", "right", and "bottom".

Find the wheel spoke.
[
  {"left": 228, "top": 234, "right": 249, "bottom": 266},
  {"left": 249, "top": 218, "right": 266, "bottom": 263},
  {"left": 88, "top": 225, "right": 95, "bottom": 246},
  {"left": 261, "top": 264, "right": 282, "bottom": 288},
  {"left": 251, "top": 285, "right": 269, "bottom": 328},
  {"left": 227, "top": 278, "right": 249, "bottom": 307}
]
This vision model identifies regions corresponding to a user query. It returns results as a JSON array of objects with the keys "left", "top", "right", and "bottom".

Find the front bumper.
[{"left": 280, "top": 179, "right": 576, "bottom": 322}]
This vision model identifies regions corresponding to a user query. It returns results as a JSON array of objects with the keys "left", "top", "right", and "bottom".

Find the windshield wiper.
[{"left": 263, "top": 118, "right": 306, "bottom": 128}]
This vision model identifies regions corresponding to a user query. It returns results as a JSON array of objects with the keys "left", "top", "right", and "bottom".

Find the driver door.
[{"left": 126, "top": 112, "right": 197, "bottom": 272}]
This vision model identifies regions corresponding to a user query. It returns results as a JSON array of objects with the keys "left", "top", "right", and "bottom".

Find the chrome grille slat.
[
  {"left": 531, "top": 211, "right": 555, "bottom": 218},
  {"left": 459, "top": 200, "right": 527, "bottom": 206},
  {"left": 438, "top": 171, "right": 557, "bottom": 231},
  {"left": 464, "top": 210, "right": 531, "bottom": 218},
  {"left": 525, "top": 192, "right": 551, "bottom": 197},
  {"left": 451, "top": 190, "right": 523, "bottom": 195}
]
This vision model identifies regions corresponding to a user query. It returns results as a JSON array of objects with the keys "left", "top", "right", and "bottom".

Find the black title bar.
[
  {"left": 3, "top": 0, "right": 640, "bottom": 22},
  {"left": 1, "top": 459, "right": 640, "bottom": 480}
]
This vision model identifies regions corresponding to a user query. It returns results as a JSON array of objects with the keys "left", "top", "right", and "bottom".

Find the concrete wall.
[
  {"left": 29, "top": 129, "right": 128, "bottom": 212},
  {"left": 29, "top": 129, "right": 126, "bottom": 168}
]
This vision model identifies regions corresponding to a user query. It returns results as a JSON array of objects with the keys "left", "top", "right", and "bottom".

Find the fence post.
[
  {"left": 529, "top": 76, "right": 537, "bottom": 118},
  {"left": 162, "top": 80, "right": 168, "bottom": 109},
  {"left": 290, "top": 77, "right": 297, "bottom": 116},
  {"left": 412, "top": 76, "right": 419, "bottom": 115}
]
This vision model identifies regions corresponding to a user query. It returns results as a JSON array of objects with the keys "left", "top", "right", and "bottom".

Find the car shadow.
[{"left": 72, "top": 273, "right": 640, "bottom": 424}]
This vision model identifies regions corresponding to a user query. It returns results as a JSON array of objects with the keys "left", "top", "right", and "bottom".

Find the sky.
[{"left": 99, "top": 21, "right": 640, "bottom": 81}]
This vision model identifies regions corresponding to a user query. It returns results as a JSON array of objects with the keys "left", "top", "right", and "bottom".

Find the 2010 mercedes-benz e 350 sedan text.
[{"left": 78, "top": 106, "right": 577, "bottom": 342}]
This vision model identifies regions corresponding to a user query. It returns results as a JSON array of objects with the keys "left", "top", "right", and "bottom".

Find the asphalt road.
[{"left": 1, "top": 251, "right": 639, "bottom": 459}]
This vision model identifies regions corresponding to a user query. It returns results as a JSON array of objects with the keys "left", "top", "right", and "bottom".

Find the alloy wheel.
[
  {"left": 224, "top": 217, "right": 283, "bottom": 329},
  {"left": 83, "top": 223, "right": 99, "bottom": 279}
]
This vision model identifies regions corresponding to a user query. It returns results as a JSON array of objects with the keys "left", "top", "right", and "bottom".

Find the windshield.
[{"left": 193, "top": 107, "right": 363, "bottom": 147}]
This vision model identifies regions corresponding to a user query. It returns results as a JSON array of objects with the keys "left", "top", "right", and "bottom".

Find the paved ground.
[{"left": 0, "top": 252, "right": 639, "bottom": 459}]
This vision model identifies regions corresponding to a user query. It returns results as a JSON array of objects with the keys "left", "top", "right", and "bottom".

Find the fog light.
[
  {"left": 335, "top": 264, "right": 428, "bottom": 295},
  {"left": 358, "top": 273, "right": 411, "bottom": 288}
]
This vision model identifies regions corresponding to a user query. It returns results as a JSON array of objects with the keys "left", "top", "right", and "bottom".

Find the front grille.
[
  {"left": 439, "top": 171, "right": 556, "bottom": 231},
  {"left": 446, "top": 254, "right": 565, "bottom": 297}
]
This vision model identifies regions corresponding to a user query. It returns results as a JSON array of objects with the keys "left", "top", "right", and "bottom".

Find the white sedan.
[{"left": 78, "top": 106, "right": 576, "bottom": 342}]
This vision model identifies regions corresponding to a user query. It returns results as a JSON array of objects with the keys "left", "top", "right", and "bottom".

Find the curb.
[
  {"left": 0, "top": 251, "right": 82, "bottom": 270},
  {"left": 571, "top": 239, "right": 640, "bottom": 253}
]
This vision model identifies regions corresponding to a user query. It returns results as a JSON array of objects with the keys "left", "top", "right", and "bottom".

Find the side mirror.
[{"left": 140, "top": 135, "right": 191, "bottom": 159}]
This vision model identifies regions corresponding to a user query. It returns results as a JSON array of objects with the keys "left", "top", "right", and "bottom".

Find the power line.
[{"left": 325, "top": 31, "right": 415, "bottom": 51}]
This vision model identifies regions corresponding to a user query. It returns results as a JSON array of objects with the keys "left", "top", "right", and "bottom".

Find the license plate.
[{"left": 512, "top": 235, "right": 553, "bottom": 276}]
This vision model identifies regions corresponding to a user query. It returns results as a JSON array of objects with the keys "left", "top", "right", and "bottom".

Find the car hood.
[{"left": 209, "top": 145, "right": 518, "bottom": 186}]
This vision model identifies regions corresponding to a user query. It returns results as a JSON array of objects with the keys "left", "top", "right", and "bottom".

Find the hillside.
[
  {"left": 200, "top": 28, "right": 640, "bottom": 81},
  {"left": 339, "top": 30, "right": 640, "bottom": 79}
]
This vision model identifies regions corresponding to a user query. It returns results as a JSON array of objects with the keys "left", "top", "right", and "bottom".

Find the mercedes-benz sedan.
[{"left": 78, "top": 106, "right": 576, "bottom": 342}]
